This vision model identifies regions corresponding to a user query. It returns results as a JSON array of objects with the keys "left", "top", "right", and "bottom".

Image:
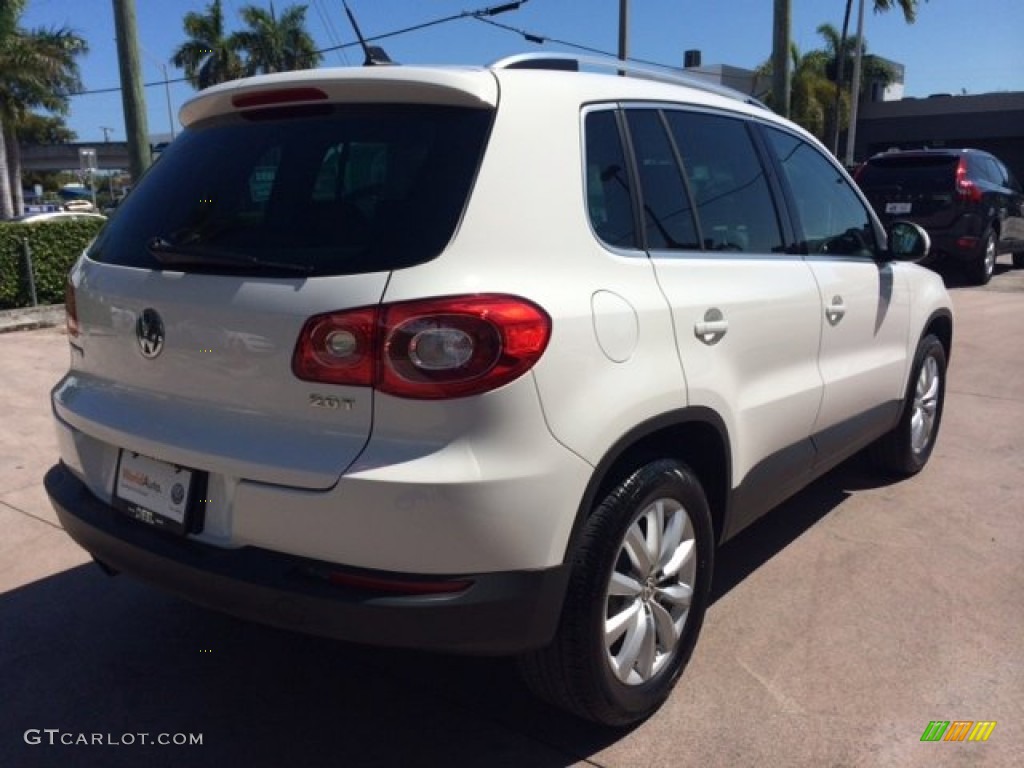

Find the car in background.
[
  {"left": 9, "top": 211, "right": 106, "bottom": 224},
  {"left": 855, "top": 148, "right": 1024, "bottom": 284}
]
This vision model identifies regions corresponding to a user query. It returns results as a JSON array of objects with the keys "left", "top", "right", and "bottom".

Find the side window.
[
  {"left": 971, "top": 156, "right": 999, "bottom": 185},
  {"left": 765, "top": 128, "right": 877, "bottom": 258},
  {"left": 624, "top": 110, "right": 699, "bottom": 250},
  {"left": 584, "top": 110, "right": 638, "bottom": 248},
  {"left": 986, "top": 157, "right": 1010, "bottom": 188},
  {"left": 665, "top": 111, "right": 784, "bottom": 254}
]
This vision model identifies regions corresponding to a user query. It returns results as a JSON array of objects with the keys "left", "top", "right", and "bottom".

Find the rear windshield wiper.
[{"left": 147, "top": 237, "right": 314, "bottom": 275}]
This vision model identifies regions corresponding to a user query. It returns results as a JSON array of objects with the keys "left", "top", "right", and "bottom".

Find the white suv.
[{"left": 46, "top": 53, "right": 952, "bottom": 725}]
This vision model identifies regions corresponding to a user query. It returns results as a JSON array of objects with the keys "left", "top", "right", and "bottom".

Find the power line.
[
  {"left": 70, "top": 1, "right": 544, "bottom": 98},
  {"left": 72, "top": 76, "right": 188, "bottom": 97},
  {"left": 314, "top": 1, "right": 530, "bottom": 55},
  {"left": 473, "top": 16, "right": 679, "bottom": 71},
  {"left": 311, "top": 0, "right": 350, "bottom": 66}
]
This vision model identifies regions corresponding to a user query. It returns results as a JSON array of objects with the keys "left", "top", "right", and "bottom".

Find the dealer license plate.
[
  {"left": 885, "top": 202, "right": 912, "bottom": 214},
  {"left": 114, "top": 451, "right": 196, "bottom": 534}
]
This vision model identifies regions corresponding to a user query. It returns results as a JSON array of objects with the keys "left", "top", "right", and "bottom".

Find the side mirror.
[{"left": 887, "top": 221, "right": 930, "bottom": 261}]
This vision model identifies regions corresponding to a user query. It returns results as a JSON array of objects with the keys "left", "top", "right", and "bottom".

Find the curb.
[{"left": 0, "top": 304, "right": 65, "bottom": 334}]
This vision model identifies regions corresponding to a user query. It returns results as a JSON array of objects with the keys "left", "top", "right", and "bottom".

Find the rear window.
[
  {"left": 856, "top": 155, "right": 959, "bottom": 193},
  {"left": 88, "top": 105, "right": 493, "bottom": 276}
]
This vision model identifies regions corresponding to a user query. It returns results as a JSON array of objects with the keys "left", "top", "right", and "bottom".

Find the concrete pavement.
[{"left": 1, "top": 264, "right": 1021, "bottom": 767}]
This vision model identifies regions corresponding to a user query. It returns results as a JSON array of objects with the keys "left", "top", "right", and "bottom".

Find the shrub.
[{"left": 0, "top": 219, "right": 104, "bottom": 309}]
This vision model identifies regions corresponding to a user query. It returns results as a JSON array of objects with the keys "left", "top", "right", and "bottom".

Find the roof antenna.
[{"left": 342, "top": 0, "right": 395, "bottom": 66}]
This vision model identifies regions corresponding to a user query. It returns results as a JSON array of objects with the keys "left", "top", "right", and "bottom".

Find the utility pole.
[
  {"left": 100, "top": 126, "right": 115, "bottom": 143},
  {"left": 844, "top": 0, "right": 866, "bottom": 167},
  {"left": 771, "top": 0, "right": 791, "bottom": 118},
  {"left": 617, "top": 0, "right": 629, "bottom": 62},
  {"left": 112, "top": 0, "right": 150, "bottom": 181}
]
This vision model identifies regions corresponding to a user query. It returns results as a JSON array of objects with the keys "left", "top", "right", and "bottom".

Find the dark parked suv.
[{"left": 856, "top": 148, "right": 1024, "bottom": 284}]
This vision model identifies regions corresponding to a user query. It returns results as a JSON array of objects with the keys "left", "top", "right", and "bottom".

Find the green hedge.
[{"left": 0, "top": 219, "right": 105, "bottom": 309}]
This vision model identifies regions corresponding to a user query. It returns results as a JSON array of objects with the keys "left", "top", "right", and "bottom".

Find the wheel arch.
[
  {"left": 923, "top": 307, "right": 954, "bottom": 367},
  {"left": 564, "top": 408, "right": 733, "bottom": 563},
  {"left": 893, "top": 307, "right": 953, "bottom": 423}
]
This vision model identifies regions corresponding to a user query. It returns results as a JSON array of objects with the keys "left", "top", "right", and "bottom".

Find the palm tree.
[
  {"left": 759, "top": 44, "right": 842, "bottom": 144},
  {"left": 171, "top": 0, "right": 244, "bottom": 90},
  {"left": 870, "top": 0, "right": 922, "bottom": 22},
  {"left": 843, "top": 0, "right": 925, "bottom": 162},
  {"left": 772, "top": 0, "right": 923, "bottom": 125},
  {"left": 0, "top": 1, "right": 87, "bottom": 218},
  {"left": 232, "top": 3, "right": 321, "bottom": 76},
  {"left": 829, "top": 1, "right": 923, "bottom": 153}
]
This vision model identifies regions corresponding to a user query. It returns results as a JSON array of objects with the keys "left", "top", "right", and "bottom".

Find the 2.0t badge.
[{"left": 136, "top": 308, "right": 165, "bottom": 359}]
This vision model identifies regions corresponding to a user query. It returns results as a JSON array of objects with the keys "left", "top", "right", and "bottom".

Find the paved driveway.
[{"left": 1, "top": 264, "right": 1022, "bottom": 767}]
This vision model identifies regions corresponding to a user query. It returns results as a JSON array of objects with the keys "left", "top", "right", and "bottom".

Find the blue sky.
[{"left": 20, "top": 0, "right": 1024, "bottom": 143}]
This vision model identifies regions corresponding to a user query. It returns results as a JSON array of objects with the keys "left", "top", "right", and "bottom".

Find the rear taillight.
[
  {"left": 65, "top": 277, "right": 79, "bottom": 337},
  {"left": 956, "top": 158, "right": 983, "bottom": 203},
  {"left": 292, "top": 294, "right": 551, "bottom": 399},
  {"left": 292, "top": 307, "right": 376, "bottom": 387}
]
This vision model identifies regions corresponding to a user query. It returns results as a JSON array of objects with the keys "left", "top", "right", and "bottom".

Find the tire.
[
  {"left": 518, "top": 459, "right": 714, "bottom": 726},
  {"left": 1013, "top": 252, "right": 1024, "bottom": 269},
  {"left": 870, "top": 334, "right": 947, "bottom": 476},
  {"left": 966, "top": 229, "right": 996, "bottom": 285}
]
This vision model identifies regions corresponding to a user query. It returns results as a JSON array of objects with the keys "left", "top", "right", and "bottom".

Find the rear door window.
[
  {"left": 664, "top": 110, "right": 784, "bottom": 254},
  {"left": 88, "top": 105, "right": 493, "bottom": 276},
  {"left": 584, "top": 110, "right": 639, "bottom": 249},
  {"left": 623, "top": 110, "right": 699, "bottom": 250}
]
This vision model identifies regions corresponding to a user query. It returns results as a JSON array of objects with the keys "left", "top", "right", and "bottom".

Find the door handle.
[
  {"left": 695, "top": 308, "right": 728, "bottom": 345},
  {"left": 825, "top": 295, "right": 846, "bottom": 326}
]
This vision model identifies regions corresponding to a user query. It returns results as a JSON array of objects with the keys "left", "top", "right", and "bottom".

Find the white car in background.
[{"left": 10, "top": 211, "right": 105, "bottom": 224}]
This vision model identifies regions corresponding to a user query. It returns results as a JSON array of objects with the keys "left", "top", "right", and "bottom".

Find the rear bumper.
[
  {"left": 45, "top": 462, "right": 569, "bottom": 655},
  {"left": 928, "top": 230, "right": 981, "bottom": 263}
]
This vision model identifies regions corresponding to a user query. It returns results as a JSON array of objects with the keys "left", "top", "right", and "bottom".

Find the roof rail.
[{"left": 489, "top": 52, "right": 768, "bottom": 110}]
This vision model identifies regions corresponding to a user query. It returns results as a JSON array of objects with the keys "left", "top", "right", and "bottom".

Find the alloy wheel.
[
  {"left": 911, "top": 354, "right": 941, "bottom": 456},
  {"left": 604, "top": 497, "right": 696, "bottom": 685}
]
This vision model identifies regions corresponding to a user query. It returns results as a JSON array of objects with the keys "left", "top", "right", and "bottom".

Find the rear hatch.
[
  {"left": 56, "top": 72, "right": 495, "bottom": 490},
  {"left": 856, "top": 153, "right": 961, "bottom": 229}
]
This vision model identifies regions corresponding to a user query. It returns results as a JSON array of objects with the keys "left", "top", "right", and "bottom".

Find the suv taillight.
[
  {"left": 65, "top": 277, "right": 79, "bottom": 337},
  {"left": 292, "top": 295, "right": 551, "bottom": 399},
  {"left": 956, "top": 158, "right": 983, "bottom": 204}
]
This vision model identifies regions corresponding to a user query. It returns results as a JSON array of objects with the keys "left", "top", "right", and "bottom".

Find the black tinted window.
[
  {"left": 584, "top": 110, "right": 638, "bottom": 248},
  {"left": 88, "top": 105, "right": 492, "bottom": 276},
  {"left": 625, "top": 110, "right": 699, "bottom": 250},
  {"left": 665, "top": 111, "right": 783, "bottom": 253},
  {"left": 981, "top": 156, "right": 1008, "bottom": 186},
  {"left": 857, "top": 155, "right": 958, "bottom": 192},
  {"left": 767, "top": 128, "right": 877, "bottom": 257}
]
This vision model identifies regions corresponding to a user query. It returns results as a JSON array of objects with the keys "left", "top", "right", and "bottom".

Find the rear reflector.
[
  {"left": 325, "top": 571, "right": 472, "bottom": 596},
  {"left": 302, "top": 564, "right": 472, "bottom": 596}
]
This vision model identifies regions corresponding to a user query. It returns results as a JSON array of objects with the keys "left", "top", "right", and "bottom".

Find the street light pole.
[{"left": 161, "top": 63, "right": 176, "bottom": 140}]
